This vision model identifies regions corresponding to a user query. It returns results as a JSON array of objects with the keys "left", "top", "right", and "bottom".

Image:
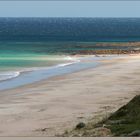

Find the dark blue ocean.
[{"left": 0, "top": 18, "right": 140, "bottom": 42}]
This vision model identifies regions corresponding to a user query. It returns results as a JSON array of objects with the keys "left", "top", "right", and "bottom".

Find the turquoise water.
[
  {"left": 0, "top": 53, "right": 70, "bottom": 71},
  {"left": 0, "top": 42, "right": 78, "bottom": 81},
  {"left": 0, "top": 41, "right": 132, "bottom": 72},
  {"left": 0, "top": 42, "right": 72, "bottom": 71}
]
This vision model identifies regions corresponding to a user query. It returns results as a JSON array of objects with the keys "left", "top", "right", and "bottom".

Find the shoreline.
[
  {"left": 0, "top": 54, "right": 111, "bottom": 91},
  {"left": 0, "top": 55, "right": 79, "bottom": 82},
  {"left": 0, "top": 54, "right": 139, "bottom": 136},
  {"left": 0, "top": 55, "right": 81, "bottom": 90}
]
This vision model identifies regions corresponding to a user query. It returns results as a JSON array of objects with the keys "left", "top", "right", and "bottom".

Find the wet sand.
[{"left": 0, "top": 55, "right": 140, "bottom": 136}]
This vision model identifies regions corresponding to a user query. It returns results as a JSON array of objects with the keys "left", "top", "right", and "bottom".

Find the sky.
[{"left": 0, "top": 1, "right": 140, "bottom": 17}]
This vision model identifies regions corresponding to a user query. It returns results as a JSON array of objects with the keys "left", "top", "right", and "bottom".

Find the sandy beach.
[{"left": 0, "top": 55, "right": 140, "bottom": 136}]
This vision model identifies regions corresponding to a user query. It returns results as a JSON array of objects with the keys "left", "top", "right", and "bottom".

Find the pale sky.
[{"left": 0, "top": 1, "right": 140, "bottom": 17}]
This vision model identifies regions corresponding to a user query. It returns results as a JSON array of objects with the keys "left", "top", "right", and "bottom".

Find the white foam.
[
  {"left": 64, "top": 56, "right": 74, "bottom": 60},
  {"left": 0, "top": 71, "right": 20, "bottom": 81}
]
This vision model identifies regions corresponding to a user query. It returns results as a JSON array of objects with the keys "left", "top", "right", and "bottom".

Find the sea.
[{"left": 0, "top": 18, "right": 140, "bottom": 90}]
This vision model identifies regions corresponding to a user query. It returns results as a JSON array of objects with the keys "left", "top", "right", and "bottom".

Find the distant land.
[
  {"left": 79, "top": 42, "right": 140, "bottom": 47},
  {"left": 72, "top": 41, "right": 140, "bottom": 55}
]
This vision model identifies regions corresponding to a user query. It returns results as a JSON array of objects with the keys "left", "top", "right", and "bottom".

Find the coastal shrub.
[{"left": 105, "top": 95, "right": 140, "bottom": 136}]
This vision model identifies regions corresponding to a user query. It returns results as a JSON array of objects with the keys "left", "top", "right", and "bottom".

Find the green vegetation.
[
  {"left": 62, "top": 95, "right": 140, "bottom": 137},
  {"left": 105, "top": 95, "right": 140, "bottom": 136}
]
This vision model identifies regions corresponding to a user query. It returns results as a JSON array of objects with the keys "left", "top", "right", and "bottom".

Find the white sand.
[{"left": 0, "top": 55, "right": 140, "bottom": 136}]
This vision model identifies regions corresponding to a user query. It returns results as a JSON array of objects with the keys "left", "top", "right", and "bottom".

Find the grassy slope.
[
  {"left": 62, "top": 95, "right": 140, "bottom": 137},
  {"left": 105, "top": 95, "right": 140, "bottom": 136}
]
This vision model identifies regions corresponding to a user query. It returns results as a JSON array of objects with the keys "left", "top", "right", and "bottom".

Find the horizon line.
[{"left": 0, "top": 17, "right": 140, "bottom": 18}]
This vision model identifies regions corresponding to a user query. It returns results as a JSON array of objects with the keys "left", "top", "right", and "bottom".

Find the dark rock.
[
  {"left": 128, "top": 130, "right": 140, "bottom": 136},
  {"left": 41, "top": 128, "right": 48, "bottom": 132},
  {"left": 75, "top": 122, "right": 86, "bottom": 129}
]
